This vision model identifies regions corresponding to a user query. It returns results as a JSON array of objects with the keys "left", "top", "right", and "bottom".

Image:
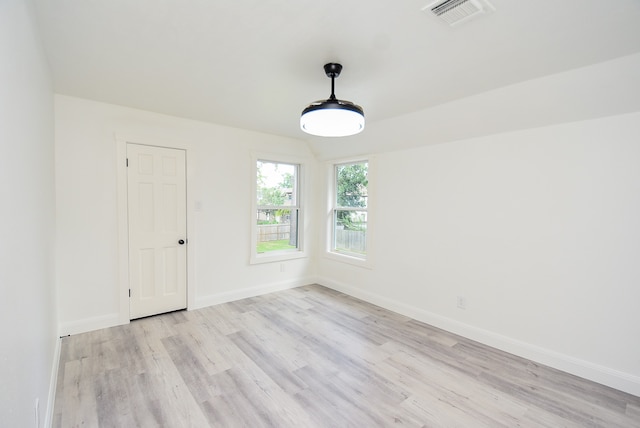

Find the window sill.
[
  {"left": 324, "top": 251, "right": 372, "bottom": 269},
  {"left": 250, "top": 250, "right": 307, "bottom": 265}
]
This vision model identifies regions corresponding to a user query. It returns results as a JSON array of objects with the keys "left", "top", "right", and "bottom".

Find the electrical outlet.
[{"left": 457, "top": 296, "right": 467, "bottom": 310}]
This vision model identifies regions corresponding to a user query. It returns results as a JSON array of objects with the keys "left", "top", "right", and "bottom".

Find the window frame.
[
  {"left": 250, "top": 154, "right": 306, "bottom": 264},
  {"left": 325, "top": 157, "right": 374, "bottom": 268}
]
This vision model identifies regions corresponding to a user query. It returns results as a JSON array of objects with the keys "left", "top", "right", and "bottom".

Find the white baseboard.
[
  {"left": 44, "top": 336, "right": 61, "bottom": 428},
  {"left": 193, "top": 277, "right": 313, "bottom": 309},
  {"left": 59, "top": 313, "right": 123, "bottom": 336},
  {"left": 317, "top": 276, "right": 640, "bottom": 397},
  {"left": 57, "top": 278, "right": 314, "bottom": 336}
]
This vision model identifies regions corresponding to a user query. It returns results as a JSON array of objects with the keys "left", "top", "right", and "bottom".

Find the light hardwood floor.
[{"left": 53, "top": 285, "right": 640, "bottom": 427}]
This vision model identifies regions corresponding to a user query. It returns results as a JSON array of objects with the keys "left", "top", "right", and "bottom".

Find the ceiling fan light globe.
[{"left": 300, "top": 101, "right": 365, "bottom": 137}]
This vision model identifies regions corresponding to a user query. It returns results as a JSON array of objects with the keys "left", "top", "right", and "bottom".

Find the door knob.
[{"left": 178, "top": 239, "right": 185, "bottom": 245}]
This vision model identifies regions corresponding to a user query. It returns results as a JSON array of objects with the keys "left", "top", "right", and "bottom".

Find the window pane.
[
  {"left": 334, "top": 210, "right": 367, "bottom": 255},
  {"left": 257, "top": 161, "right": 297, "bottom": 206},
  {"left": 336, "top": 162, "right": 368, "bottom": 208},
  {"left": 257, "top": 209, "right": 298, "bottom": 253}
]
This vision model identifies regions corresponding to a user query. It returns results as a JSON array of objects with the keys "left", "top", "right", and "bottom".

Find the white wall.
[
  {"left": 55, "top": 95, "right": 318, "bottom": 334},
  {"left": 317, "top": 112, "right": 640, "bottom": 396},
  {"left": 0, "top": 1, "right": 57, "bottom": 426}
]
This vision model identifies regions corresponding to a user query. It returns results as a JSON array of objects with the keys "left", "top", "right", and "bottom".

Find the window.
[
  {"left": 253, "top": 159, "right": 302, "bottom": 261},
  {"left": 332, "top": 161, "right": 368, "bottom": 258}
]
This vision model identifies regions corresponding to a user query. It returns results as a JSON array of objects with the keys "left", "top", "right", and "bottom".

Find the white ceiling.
[{"left": 34, "top": 0, "right": 640, "bottom": 151}]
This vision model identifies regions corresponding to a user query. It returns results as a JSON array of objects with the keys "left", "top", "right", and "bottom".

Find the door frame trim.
[{"left": 116, "top": 134, "right": 193, "bottom": 325}]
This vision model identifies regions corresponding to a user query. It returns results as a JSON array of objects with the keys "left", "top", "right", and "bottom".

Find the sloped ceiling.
[{"left": 35, "top": 0, "right": 640, "bottom": 158}]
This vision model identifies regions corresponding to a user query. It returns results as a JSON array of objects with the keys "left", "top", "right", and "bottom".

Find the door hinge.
[
  {"left": 129, "top": 289, "right": 131, "bottom": 297},
  {"left": 126, "top": 158, "right": 129, "bottom": 167}
]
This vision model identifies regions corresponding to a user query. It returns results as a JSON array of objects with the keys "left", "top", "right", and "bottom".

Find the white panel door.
[{"left": 127, "top": 143, "right": 187, "bottom": 319}]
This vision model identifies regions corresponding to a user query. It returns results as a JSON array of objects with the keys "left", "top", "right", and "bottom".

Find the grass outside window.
[{"left": 257, "top": 239, "right": 296, "bottom": 253}]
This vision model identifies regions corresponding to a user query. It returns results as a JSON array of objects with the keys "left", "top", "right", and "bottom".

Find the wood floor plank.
[
  {"left": 133, "top": 350, "right": 211, "bottom": 427},
  {"left": 628, "top": 403, "right": 640, "bottom": 420},
  {"left": 59, "top": 358, "right": 100, "bottom": 428},
  {"left": 53, "top": 284, "right": 640, "bottom": 427}
]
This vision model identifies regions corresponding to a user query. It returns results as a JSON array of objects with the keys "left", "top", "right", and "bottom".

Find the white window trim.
[
  {"left": 324, "top": 156, "right": 375, "bottom": 269},
  {"left": 250, "top": 153, "right": 307, "bottom": 264}
]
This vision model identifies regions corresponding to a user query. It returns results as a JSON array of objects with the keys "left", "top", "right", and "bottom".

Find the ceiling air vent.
[{"left": 423, "top": 0, "right": 495, "bottom": 26}]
